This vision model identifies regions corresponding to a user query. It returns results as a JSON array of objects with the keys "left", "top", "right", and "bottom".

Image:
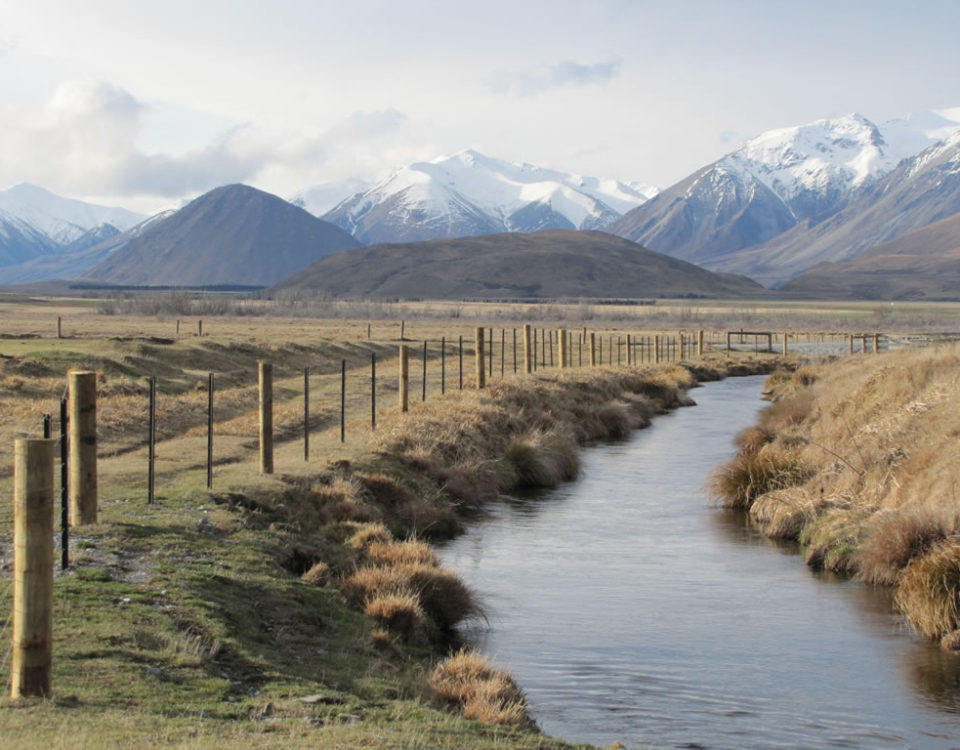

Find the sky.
[{"left": 0, "top": 0, "right": 958, "bottom": 215}]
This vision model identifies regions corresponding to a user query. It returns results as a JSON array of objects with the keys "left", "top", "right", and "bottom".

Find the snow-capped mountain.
[
  {"left": 320, "top": 150, "right": 658, "bottom": 245},
  {"left": 0, "top": 183, "right": 146, "bottom": 268},
  {"left": 706, "top": 128, "right": 960, "bottom": 286},
  {"left": 608, "top": 109, "right": 960, "bottom": 276}
]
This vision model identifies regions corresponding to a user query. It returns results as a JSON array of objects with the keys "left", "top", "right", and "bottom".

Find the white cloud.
[
  {"left": 0, "top": 79, "right": 413, "bottom": 209},
  {"left": 491, "top": 58, "right": 621, "bottom": 97}
]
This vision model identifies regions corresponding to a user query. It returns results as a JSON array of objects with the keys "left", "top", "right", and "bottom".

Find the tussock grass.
[
  {"left": 366, "top": 539, "right": 439, "bottom": 567},
  {"left": 895, "top": 539, "right": 960, "bottom": 639},
  {"left": 300, "top": 561, "right": 331, "bottom": 585},
  {"left": 364, "top": 590, "right": 426, "bottom": 640},
  {"left": 344, "top": 563, "right": 478, "bottom": 632},
  {"left": 854, "top": 505, "right": 960, "bottom": 585},
  {"left": 428, "top": 650, "right": 526, "bottom": 726},
  {"left": 506, "top": 429, "right": 580, "bottom": 488},
  {"left": 709, "top": 446, "right": 812, "bottom": 510},
  {"left": 749, "top": 487, "right": 823, "bottom": 541}
]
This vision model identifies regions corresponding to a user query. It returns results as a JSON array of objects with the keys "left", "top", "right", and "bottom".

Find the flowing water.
[{"left": 437, "top": 375, "right": 960, "bottom": 749}]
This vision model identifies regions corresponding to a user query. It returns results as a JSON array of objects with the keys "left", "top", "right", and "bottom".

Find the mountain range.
[
  {"left": 607, "top": 109, "right": 960, "bottom": 286},
  {"left": 4, "top": 105, "right": 960, "bottom": 297},
  {"left": 315, "top": 150, "right": 658, "bottom": 245}
]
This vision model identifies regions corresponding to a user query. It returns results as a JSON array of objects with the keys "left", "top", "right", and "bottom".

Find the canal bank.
[{"left": 438, "top": 374, "right": 960, "bottom": 749}]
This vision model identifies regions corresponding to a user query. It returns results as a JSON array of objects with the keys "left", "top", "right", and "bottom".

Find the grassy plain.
[{"left": 0, "top": 292, "right": 955, "bottom": 747}]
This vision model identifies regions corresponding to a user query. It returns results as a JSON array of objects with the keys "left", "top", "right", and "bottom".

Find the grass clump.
[
  {"left": 345, "top": 563, "right": 479, "bottom": 632},
  {"left": 428, "top": 650, "right": 526, "bottom": 725},
  {"left": 895, "top": 539, "right": 960, "bottom": 639},
  {"left": 853, "top": 505, "right": 960, "bottom": 585},
  {"left": 506, "top": 428, "right": 580, "bottom": 488},
  {"left": 364, "top": 590, "right": 426, "bottom": 641},
  {"left": 709, "top": 447, "right": 812, "bottom": 511}
]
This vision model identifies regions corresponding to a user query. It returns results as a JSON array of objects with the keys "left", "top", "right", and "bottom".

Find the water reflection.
[{"left": 438, "top": 375, "right": 960, "bottom": 749}]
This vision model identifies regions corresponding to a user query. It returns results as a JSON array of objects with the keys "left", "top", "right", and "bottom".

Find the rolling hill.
[{"left": 271, "top": 230, "right": 767, "bottom": 301}]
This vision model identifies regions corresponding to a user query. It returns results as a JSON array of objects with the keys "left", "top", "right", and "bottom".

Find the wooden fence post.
[
  {"left": 874, "top": 332, "right": 880, "bottom": 354},
  {"left": 371, "top": 353, "right": 377, "bottom": 430},
  {"left": 782, "top": 332, "right": 788, "bottom": 356},
  {"left": 206, "top": 372, "right": 214, "bottom": 489},
  {"left": 590, "top": 332, "right": 597, "bottom": 367},
  {"left": 488, "top": 328, "right": 494, "bottom": 378},
  {"left": 523, "top": 324, "right": 532, "bottom": 374},
  {"left": 422, "top": 340, "right": 428, "bottom": 401},
  {"left": 198, "top": 319, "right": 203, "bottom": 337},
  {"left": 399, "top": 345, "right": 409, "bottom": 412},
  {"left": 475, "top": 327, "right": 486, "bottom": 389},
  {"left": 558, "top": 328, "right": 568, "bottom": 369},
  {"left": 258, "top": 361, "right": 273, "bottom": 474},
  {"left": 679, "top": 332, "right": 685, "bottom": 360},
  {"left": 400, "top": 320, "right": 406, "bottom": 341},
  {"left": 340, "top": 360, "right": 346, "bottom": 443},
  {"left": 11, "top": 438, "right": 55, "bottom": 699},
  {"left": 698, "top": 330, "right": 704, "bottom": 357},
  {"left": 626, "top": 334, "right": 632, "bottom": 366},
  {"left": 654, "top": 335, "right": 661, "bottom": 364},
  {"left": 147, "top": 376, "right": 156, "bottom": 504},
  {"left": 303, "top": 367, "right": 310, "bottom": 461},
  {"left": 68, "top": 371, "right": 97, "bottom": 526},
  {"left": 849, "top": 335, "right": 854, "bottom": 355},
  {"left": 57, "top": 317, "right": 62, "bottom": 339}
]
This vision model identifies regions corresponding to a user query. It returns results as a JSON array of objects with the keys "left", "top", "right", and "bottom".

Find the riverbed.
[{"left": 437, "top": 375, "right": 960, "bottom": 749}]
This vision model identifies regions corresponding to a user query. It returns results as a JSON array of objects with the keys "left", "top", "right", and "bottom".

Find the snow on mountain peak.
[
  {"left": 321, "top": 149, "right": 657, "bottom": 244},
  {"left": 0, "top": 183, "right": 145, "bottom": 244}
]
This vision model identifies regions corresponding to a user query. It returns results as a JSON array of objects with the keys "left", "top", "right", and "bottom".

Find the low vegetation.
[
  {"left": 711, "top": 343, "right": 960, "bottom": 646},
  {"left": 0, "top": 300, "right": 786, "bottom": 748}
]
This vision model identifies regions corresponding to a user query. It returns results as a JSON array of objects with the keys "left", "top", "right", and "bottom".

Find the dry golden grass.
[
  {"left": 366, "top": 539, "right": 439, "bottom": 567},
  {"left": 428, "top": 650, "right": 526, "bottom": 726},
  {"left": 853, "top": 505, "right": 960, "bottom": 585},
  {"left": 345, "top": 562, "right": 478, "bottom": 632},
  {"left": 709, "top": 446, "right": 812, "bottom": 510},
  {"left": 895, "top": 539, "right": 960, "bottom": 638},
  {"left": 364, "top": 590, "right": 426, "bottom": 640},
  {"left": 726, "top": 343, "right": 960, "bottom": 642},
  {"left": 300, "top": 561, "right": 331, "bottom": 585},
  {"left": 347, "top": 521, "right": 394, "bottom": 550}
]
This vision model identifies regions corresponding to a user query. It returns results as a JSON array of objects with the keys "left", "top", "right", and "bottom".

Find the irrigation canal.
[{"left": 437, "top": 375, "right": 960, "bottom": 749}]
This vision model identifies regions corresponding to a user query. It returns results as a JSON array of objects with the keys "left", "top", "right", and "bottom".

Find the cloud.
[
  {"left": 491, "top": 58, "right": 621, "bottom": 97},
  {"left": 0, "top": 79, "right": 409, "bottom": 204}
]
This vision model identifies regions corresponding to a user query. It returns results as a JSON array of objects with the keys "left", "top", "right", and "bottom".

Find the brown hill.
[
  {"left": 780, "top": 212, "right": 960, "bottom": 299},
  {"left": 87, "top": 184, "right": 359, "bottom": 287},
  {"left": 270, "top": 230, "right": 767, "bottom": 300}
]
